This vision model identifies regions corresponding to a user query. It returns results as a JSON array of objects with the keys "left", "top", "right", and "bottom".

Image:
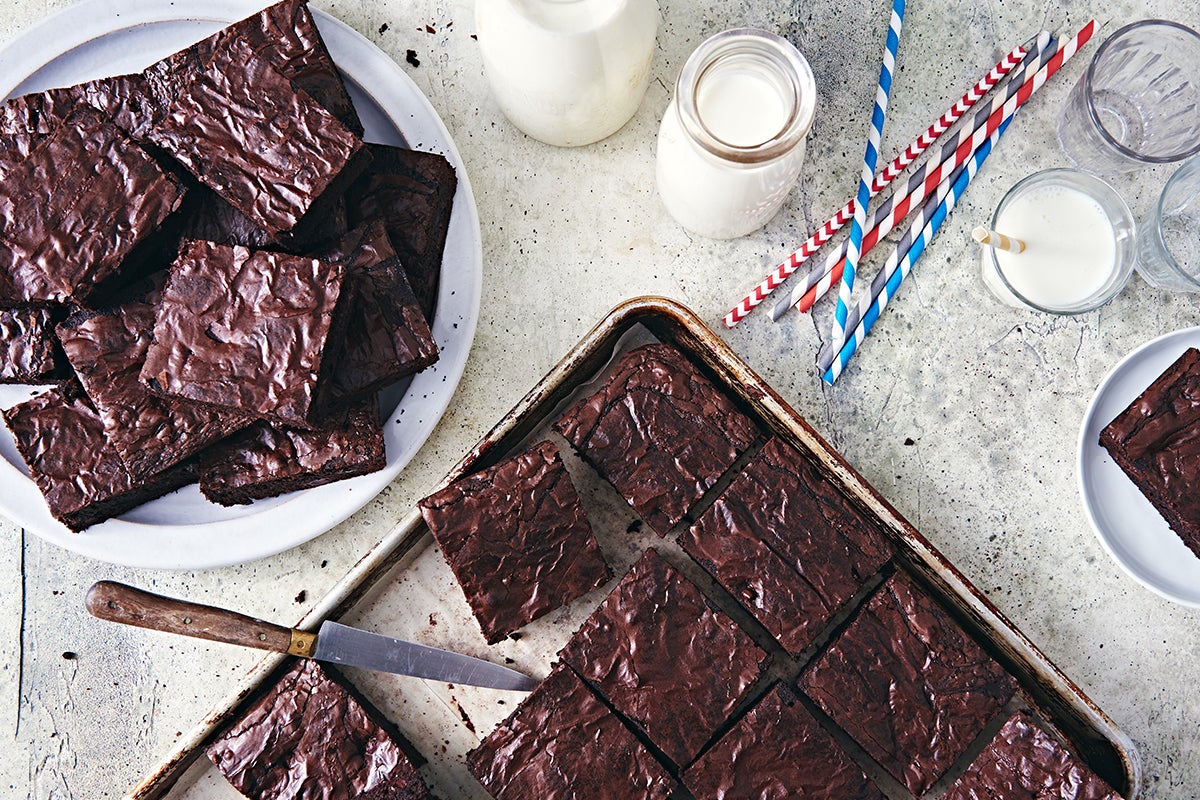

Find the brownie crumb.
[
  {"left": 425, "top": 24, "right": 436, "bottom": 33},
  {"left": 508, "top": 632, "right": 522, "bottom": 641},
  {"left": 428, "top": 613, "right": 438, "bottom": 626},
  {"left": 470, "top": 34, "right": 478, "bottom": 41},
  {"left": 294, "top": 590, "right": 307, "bottom": 604},
  {"left": 406, "top": 49, "right": 420, "bottom": 67},
  {"left": 378, "top": 22, "right": 389, "bottom": 34},
  {"left": 904, "top": 437, "right": 916, "bottom": 446},
  {"left": 61, "top": 651, "right": 77, "bottom": 660},
  {"left": 320, "top": 560, "right": 328, "bottom": 568},
  {"left": 626, "top": 519, "right": 643, "bottom": 534},
  {"left": 458, "top": 704, "right": 476, "bottom": 733}
]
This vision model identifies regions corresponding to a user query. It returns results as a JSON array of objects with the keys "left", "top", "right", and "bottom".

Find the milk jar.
[
  {"left": 657, "top": 29, "right": 816, "bottom": 239},
  {"left": 476, "top": 0, "right": 659, "bottom": 147}
]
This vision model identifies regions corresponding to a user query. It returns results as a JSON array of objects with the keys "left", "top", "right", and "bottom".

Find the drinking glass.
[
  {"left": 1057, "top": 20, "right": 1200, "bottom": 175},
  {"left": 1136, "top": 156, "right": 1200, "bottom": 292}
]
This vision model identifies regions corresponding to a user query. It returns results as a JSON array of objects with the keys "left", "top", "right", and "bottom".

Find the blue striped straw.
[
  {"left": 821, "top": 116, "right": 1014, "bottom": 384},
  {"left": 832, "top": 0, "right": 906, "bottom": 344}
]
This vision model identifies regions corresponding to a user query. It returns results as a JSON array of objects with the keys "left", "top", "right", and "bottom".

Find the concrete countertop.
[{"left": 0, "top": 0, "right": 1196, "bottom": 796}]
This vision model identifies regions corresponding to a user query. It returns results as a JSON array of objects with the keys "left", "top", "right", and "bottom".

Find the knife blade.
[{"left": 85, "top": 581, "right": 537, "bottom": 692}]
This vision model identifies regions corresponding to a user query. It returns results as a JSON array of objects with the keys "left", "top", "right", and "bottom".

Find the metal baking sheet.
[{"left": 133, "top": 297, "right": 1141, "bottom": 800}]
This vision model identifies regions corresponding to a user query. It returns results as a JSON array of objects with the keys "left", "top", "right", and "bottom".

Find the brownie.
[
  {"left": 146, "top": 35, "right": 367, "bottom": 236},
  {"left": 207, "top": 658, "right": 429, "bottom": 800},
  {"left": 800, "top": 573, "right": 1017, "bottom": 796},
  {"left": 0, "top": 106, "right": 187, "bottom": 305},
  {"left": 0, "top": 306, "right": 66, "bottom": 383},
  {"left": 683, "top": 684, "right": 884, "bottom": 800},
  {"left": 180, "top": 187, "right": 349, "bottom": 255},
  {"left": 318, "top": 221, "right": 438, "bottom": 404},
  {"left": 418, "top": 440, "right": 610, "bottom": 643},
  {"left": 554, "top": 343, "right": 758, "bottom": 535},
  {"left": 943, "top": 712, "right": 1121, "bottom": 800},
  {"left": 1099, "top": 347, "right": 1200, "bottom": 559},
  {"left": 57, "top": 303, "right": 249, "bottom": 479},
  {"left": 559, "top": 549, "right": 771, "bottom": 767},
  {"left": 346, "top": 145, "right": 458, "bottom": 321},
  {"left": 141, "top": 241, "right": 348, "bottom": 428},
  {"left": 467, "top": 663, "right": 675, "bottom": 800},
  {"left": 2, "top": 383, "right": 197, "bottom": 531},
  {"left": 681, "top": 437, "right": 893, "bottom": 654},
  {"left": 199, "top": 397, "right": 386, "bottom": 506}
]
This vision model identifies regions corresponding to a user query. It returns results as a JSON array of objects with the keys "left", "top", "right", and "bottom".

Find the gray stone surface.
[{"left": 0, "top": 0, "right": 1197, "bottom": 796}]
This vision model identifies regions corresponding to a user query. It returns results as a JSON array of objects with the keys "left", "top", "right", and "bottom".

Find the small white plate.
[
  {"left": 0, "top": 0, "right": 482, "bottom": 569},
  {"left": 1078, "top": 327, "right": 1200, "bottom": 607}
]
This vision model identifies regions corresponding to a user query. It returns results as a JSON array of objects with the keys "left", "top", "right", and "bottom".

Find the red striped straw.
[
  {"left": 722, "top": 37, "right": 1033, "bottom": 328},
  {"left": 793, "top": 21, "right": 1095, "bottom": 313}
]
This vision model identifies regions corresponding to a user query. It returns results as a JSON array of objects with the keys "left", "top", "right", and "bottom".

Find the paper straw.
[
  {"left": 973, "top": 227, "right": 1026, "bottom": 253},
  {"left": 820, "top": 117, "right": 1013, "bottom": 383},
  {"left": 771, "top": 32, "right": 1056, "bottom": 320},
  {"left": 722, "top": 33, "right": 1036, "bottom": 328},
  {"left": 786, "top": 23, "right": 1093, "bottom": 318}
]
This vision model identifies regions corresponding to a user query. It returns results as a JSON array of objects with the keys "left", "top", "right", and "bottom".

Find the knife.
[{"left": 85, "top": 581, "right": 537, "bottom": 692}]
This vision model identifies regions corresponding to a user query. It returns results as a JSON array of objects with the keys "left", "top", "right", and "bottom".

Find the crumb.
[
  {"left": 497, "top": 699, "right": 505, "bottom": 705},
  {"left": 458, "top": 705, "right": 476, "bottom": 733},
  {"left": 428, "top": 613, "right": 438, "bottom": 626},
  {"left": 470, "top": 34, "right": 478, "bottom": 41},
  {"left": 425, "top": 24, "right": 436, "bottom": 33},
  {"left": 378, "top": 22, "right": 389, "bottom": 34},
  {"left": 294, "top": 590, "right": 307, "bottom": 604},
  {"left": 626, "top": 519, "right": 643, "bottom": 534},
  {"left": 504, "top": 657, "right": 515, "bottom": 664},
  {"left": 904, "top": 437, "right": 915, "bottom": 446},
  {"left": 508, "top": 632, "right": 522, "bottom": 641},
  {"left": 406, "top": 49, "right": 420, "bottom": 67},
  {"left": 320, "top": 560, "right": 328, "bottom": 568},
  {"left": 61, "top": 651, "right": 76, "bottom": 660}
]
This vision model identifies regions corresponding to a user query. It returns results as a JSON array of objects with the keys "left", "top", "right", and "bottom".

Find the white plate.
[
  {"left": 1078, "top": 327, "right": 1200, "bottom": 607},
  {"left": 0, "top": 0, "right": 482, "bottom": 569}
]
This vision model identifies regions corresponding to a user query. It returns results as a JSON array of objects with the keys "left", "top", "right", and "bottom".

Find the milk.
[
  {"left": 982, "top": 184, "right": 1118, "bottom": 309},
  {"left": 476, "top": 0, "right": 658, "bottom": 147}
]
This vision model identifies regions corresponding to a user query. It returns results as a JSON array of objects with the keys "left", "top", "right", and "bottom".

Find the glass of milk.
[
  {"left": 476, "top": 0, "right": 659, "bottom": 147},
  {"left": 980, "top": 169, "right": 1136, "bottom": 314},
  {"left": 1136, "top": 155, "right": 1200, "bottom": 292},
  {"left": 656, "top": 28, "right": 816, "bottom": 239}
]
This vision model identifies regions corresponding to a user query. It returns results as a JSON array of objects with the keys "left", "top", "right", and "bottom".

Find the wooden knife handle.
[{"left": 85, "top": 581, "right": 316, "bottom": 657}]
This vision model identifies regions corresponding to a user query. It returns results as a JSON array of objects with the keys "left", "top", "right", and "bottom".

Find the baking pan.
[{"left": 132, "top": 296, "right": 1141, "bottom": 799}]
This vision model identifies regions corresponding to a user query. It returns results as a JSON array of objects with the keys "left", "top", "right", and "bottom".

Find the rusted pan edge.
[{"left": 130, "top": 296, "right": 1141, "bottom": 799}]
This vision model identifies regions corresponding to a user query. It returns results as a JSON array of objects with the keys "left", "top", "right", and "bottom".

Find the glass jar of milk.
[
  {"left": 656, "top": 28, "right": 816, "bottom": 239},
  {"left": 476, "top": 0, "right": 659, "bottom": 147}
]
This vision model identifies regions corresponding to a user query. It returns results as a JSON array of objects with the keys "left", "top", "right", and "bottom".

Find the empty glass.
[
  {"left": 1136, "top": 155, "right": 1200, "bottom": 291},
  {"left": 1057, "top": 20, "right": 1200, "bottom": 175}
]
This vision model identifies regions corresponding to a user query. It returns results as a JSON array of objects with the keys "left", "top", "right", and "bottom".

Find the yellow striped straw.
[{"left": 972, "top": 226, "right": 1026, "bottom": 253}]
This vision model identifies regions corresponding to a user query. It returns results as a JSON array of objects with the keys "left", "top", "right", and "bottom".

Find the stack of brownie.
[{"left": 0, "top": 0, "right": 456, "bottom": 530}]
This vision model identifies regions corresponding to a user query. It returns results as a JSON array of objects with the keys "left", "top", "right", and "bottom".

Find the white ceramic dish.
[
  {"left": 0, "top": 0, "right": 482, "bottom": 569},
  {"left": 1078, "top": 327, "right": 1200, "bottom": 607}
]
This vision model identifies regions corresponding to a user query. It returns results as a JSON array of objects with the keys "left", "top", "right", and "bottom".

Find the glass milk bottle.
[
  {"left": 657, "top": 28, "right": 816, "bottom": 239},
  {"left": 476, "top": 0, "right": 659, "bottom": 147}
]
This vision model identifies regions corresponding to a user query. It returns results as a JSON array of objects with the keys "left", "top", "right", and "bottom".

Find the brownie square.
[
  {"left": 467, "top": 663, "right": 675, "bottom": 800},
  {"left": 141, "top": 241, "right": 348, "bottom": 428},
  {"left": 0, "top": 306, "right": 66, "bottom": 383},
  {"left": 0, "top": 106, "right": 187, "bottom": 305},
  {"left": 1099, "top": 347, "right": 1200, "bottom": 559},
  {"left": 207, "top": 658, "right": 429, "bottom": 800},
  {"left": 681, "top": 437, "right": 892, "bottom": 655},
  {"left": 559, "top": 549, "right": 771, "bottom": 767},
  {"left": 346, "top": 145, "right": 458, "bottom": 321},
  {"left": 317, "top": 221, "right": 438, "bottom": 404},
  {"left": 943, "top": 712, "right": 1121, "bottom": 800},
  {"left": 199, "top": 397, "right": 386, "bottom": 506},
  {"left": 419, "top": 440, "right": 610, "bottom": 644},
  {"left": 683, "top": 684, "right": 883, "bottom": 800},
  {"left": 57, "top": 303, "right": 250, "bottom": 479},
  {"left": 800, "top": 573, "right": 1017, "bottom": 796},
  {"left": 554, "top": 343, "right": 758, "bottom": 536},
  {"left": 2, "top": 383, "right": 197, "bottom": 531},
  {"left": 146, "top": 36, "right": 366, "bottom": 236}
]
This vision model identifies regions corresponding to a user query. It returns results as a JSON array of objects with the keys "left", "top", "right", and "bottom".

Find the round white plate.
[
  {"left": 1078, "top": 327, "right": 1200, "bottom": 607},
  {"left": 0, "top": 0, "right": 482, "bottom": 569}
]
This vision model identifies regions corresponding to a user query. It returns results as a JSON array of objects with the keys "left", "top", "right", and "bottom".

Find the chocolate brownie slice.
[
  {"left": 0, "top": 106, "right": 186, "bottom": 305},
  {"left": 1099, "top": 347, "right": 1200, "bottom": 559},
  {"left": 57, "top": 303, "right": 249, "bottom": 479},
  {"left": 199, "top": 397, "right": 385, "bottom": 506},
  {"left": 467, "top": 663, "right": 675, "bottom": 800},
  {"left": 141, "top": 241, "right": 348, "bottom": 428},
  {"left": 800, "top": 573, "right": 1017, "bottom": 796},
  {"left": 559, "top": 549, "right": 771, "bottom": 767},
  {"left": 683, "top": 684, "right": 884, "bottom": 800},
  {"left": 208, "top": 658, "right": 429, "bottom": 800},
  {"left": 0, "top": 306, "right": 66, "bottom": 383},
  {"left": 554, "top": 343, "right": 758, "bottom": 535},
  {"left": 943, "top": 712, "right": 1121, "bottom": 800},
  {"left": 318, "top": 221, "right": 438, "bottom": 404},
  {"left": 346, "top": 145, "right": 458, "bottom": 321},
  {"left": 3, "top": 383, "right": 196, "bottom": 531},
  {"left": 419, "top": 440, "right": 610, "bottom": 643},
  {"left": 681, "top": 437, "right": 892, "bottom": 655}
]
